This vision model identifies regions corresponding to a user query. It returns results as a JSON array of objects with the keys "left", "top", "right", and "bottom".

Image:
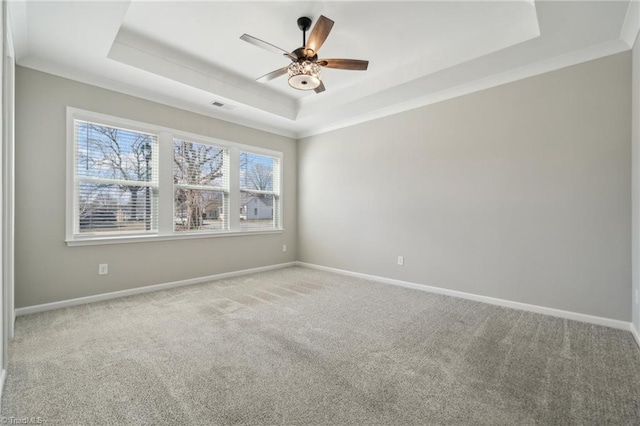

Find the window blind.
[
  {"left": 74, "top": 120, "right": 159, "bottom": 235},
  {"left": 239, "top": 151, "right": 280, "bottom": 230},
  {"left": 173, "top": 139, "right": 229, "bottom": 232},
  {"left": 68, "top": 109, "right": 283, "bottom": 243}
]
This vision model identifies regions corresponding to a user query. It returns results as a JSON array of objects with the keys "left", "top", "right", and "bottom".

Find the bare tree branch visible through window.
[
  {"left": 76, "top": 122, "right": 156, "bottom": 232},
  {"left": 173, "top": 140, "right": 225, "bottom": 230},
  {"left": 240, "top": 152, "right": 273, "bottom": 191}
]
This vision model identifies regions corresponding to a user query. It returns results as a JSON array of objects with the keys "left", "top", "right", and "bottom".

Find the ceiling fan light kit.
[
  {"left": 288, "top": 60, "right": 321, "bottom": 90},
  {"left": 240, "top": 15, "right": 369, "bottom": 94}
]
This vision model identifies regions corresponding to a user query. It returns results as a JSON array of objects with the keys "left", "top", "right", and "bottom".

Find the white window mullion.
[
  {"left": 240, "top": 189, "right": 276, "bottom": 196},
  {"left": 274, "top": 156, "right": 282, "bottom": 228},
  {"left": 77, "top": 176, "right": 157, "bottom": 188},
  {"left": 174, "top": 184, "right": 227, "bottom": 192},
  {"left": 158, "top": 132, "right": 174, "bottom": 235},
  {"left": 66, "top": 112, "right": 76, "bottom": 239},
  {"left": 229, "top": 147, "right": 240, "bottom": 231}
]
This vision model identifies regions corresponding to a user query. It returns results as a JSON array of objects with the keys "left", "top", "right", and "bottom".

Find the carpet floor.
[{"left": 2, "top": 266, "right": 639, "bottom": 425}]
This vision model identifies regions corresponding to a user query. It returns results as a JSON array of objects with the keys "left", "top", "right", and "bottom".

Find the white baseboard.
[
  {"left": 15, "top": 262, "right": 297, "bottom": 316},
  {"left": 632, "top": 323, "right": 640, "bottom": 348},
  {"left": 14, "top": 260, "right": 637, "bottom": 337},
  {"left": 297, "top": 262, "right": 631, "bottom": 331}
]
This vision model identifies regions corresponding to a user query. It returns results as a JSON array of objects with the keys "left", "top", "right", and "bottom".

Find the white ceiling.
[{"left": 8, "top": 1, "right": 639, "bottom": 138}]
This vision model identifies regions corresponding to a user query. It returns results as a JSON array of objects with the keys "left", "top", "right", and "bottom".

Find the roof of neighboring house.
[{"left": 241, "top": 194, "right": 274, "bottom": 207}]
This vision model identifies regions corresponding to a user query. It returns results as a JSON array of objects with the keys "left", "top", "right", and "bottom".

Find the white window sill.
[{"left": 66, "top": 229, "right": 284, "bottom": 247}]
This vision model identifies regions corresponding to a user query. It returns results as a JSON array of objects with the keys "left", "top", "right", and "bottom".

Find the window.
[
  {"left": 240, "top": 151, "right": 280, "bottom": 230},
  {"left": 173, "top": 139, "right": 228, "bottom": 232},
  {"left": 73, "top": 120, "right": 158, "bottom": 235},
  {"left": 67, "top": 108, "right": 283, "bottom": 245}
]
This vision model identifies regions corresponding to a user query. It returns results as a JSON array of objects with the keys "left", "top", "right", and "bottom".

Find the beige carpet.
[{"left": 2, "top": 266, "right": 639, "bottom": 425}]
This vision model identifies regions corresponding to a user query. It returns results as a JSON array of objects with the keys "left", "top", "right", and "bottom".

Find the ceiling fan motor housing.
[{"left": 293, "top": 47, "right": 318, "bottom": 61}]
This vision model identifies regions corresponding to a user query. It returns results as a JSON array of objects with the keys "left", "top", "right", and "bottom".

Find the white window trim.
[{"left": 66, "top": 107, "right": 284, "bottom": 246}]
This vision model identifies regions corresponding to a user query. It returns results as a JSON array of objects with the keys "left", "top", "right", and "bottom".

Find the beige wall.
[
  {"left": 15, "top": 51, "right": 634, "bottom": 321},
  {"left": 298, "top": 52, "right": 631, "bottom": 321},
  {"left": 15, "top": 67, "right": 297, "bottom": 308}
]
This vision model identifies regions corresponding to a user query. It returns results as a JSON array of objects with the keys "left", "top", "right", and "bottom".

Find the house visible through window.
[{"left": 67, "top": 108, "right": 283, "bottom": 244}]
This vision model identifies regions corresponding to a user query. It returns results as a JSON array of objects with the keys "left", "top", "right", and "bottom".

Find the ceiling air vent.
[{"left": 211, "top": 101, "right": 236, "bottom": 111}]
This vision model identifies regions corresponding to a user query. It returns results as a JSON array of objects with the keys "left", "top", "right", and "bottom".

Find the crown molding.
[
  {"left": 296, "top": 38, "right": 630, "bottom": 139},
  {"left": 108, "top": 28, "right": 297, "bottom": 121},
  {"left": 18, "top": 33, "right": 630, "bottom": 142},
  {"left": 6, "top": 0, "right": 28, "bottom": 61},
  {"left": 17, "top": 56, "right": 298, "bottom": 139},
  {"left": 13, "top": 5, "right": 634, "bottom": 141},
  {"left": 620, "top": 0, "right": 640, "bottom": 48}
]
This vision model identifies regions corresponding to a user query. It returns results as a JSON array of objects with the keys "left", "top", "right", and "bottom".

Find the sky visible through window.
[{"left": 240, "top": 152, "right": 275, "bottom": 192}]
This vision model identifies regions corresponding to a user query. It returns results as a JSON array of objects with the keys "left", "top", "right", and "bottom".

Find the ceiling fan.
[{"left": 240, "top": 15, "right": 369, "bottom": 93}]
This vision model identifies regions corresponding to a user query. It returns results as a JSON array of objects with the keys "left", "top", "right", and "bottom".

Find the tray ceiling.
[{"left": 8, "top": 1, "right": 638, "bottom": 138}]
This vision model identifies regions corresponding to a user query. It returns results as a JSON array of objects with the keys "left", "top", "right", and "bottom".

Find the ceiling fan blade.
[
  {"left": 240, "top": 34, "right": 293, "bottom": 59},
  {"left": 317, "top": 59, "right": 369, "bottom": 71},
  {"left": 314, "top": 81, "right": 326, "bottom": 94},
  {"left": 305, "top": 15, "right": 334, "bottom": 56},
  {"left": 256, "top": 66, "right": 289, "bottom": 83}
]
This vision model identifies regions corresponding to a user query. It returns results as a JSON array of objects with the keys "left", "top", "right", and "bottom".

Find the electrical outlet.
[
  {"left": 98, "top": 264, "right": 108, "bottom": 275},
  {"left": 397, "top": 256, "right": 404, "bottom": 266},
  {"left": 282, "top": 245, "right": 287, "bottom": 253}
]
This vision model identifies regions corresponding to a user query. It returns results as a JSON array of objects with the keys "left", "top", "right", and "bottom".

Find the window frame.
[
  {"left": 173, "top": 138, "right": 230, "bottom": 233},
  {"left": 66, "top": 107, "right": 283, "bottom": 246},
  {"left": 239, "top": 150, "right": 282, "bottom": 231},
  {"left": 72, "top": 119, "right": 160, "bottom": 237}
]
